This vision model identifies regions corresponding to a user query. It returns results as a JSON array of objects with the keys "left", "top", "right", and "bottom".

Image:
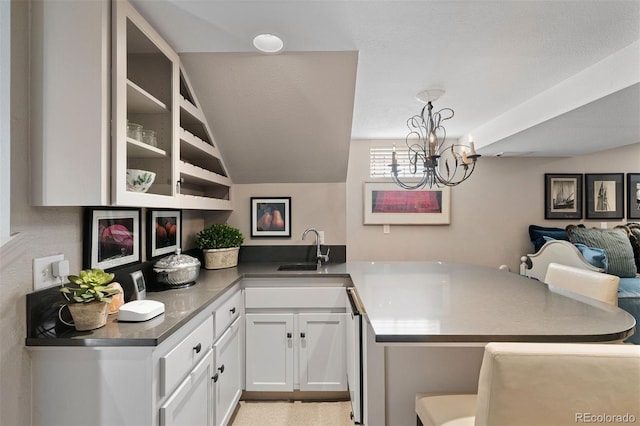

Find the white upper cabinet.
[
  {"left": 31, "top": 0, "right": 232, "bottom": 210},
  {"left": 31, "top": 0, "right": 111, "bottom": 206},
  {"left": 112, "top": 0, "right": 180, "bottom": 207}
]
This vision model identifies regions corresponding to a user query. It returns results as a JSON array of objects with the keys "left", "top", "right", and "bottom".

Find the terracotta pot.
[
  {"left": 203, "top": 247, "right": 240, "bottom": 269},
  {"left": 107, "top": 282, "right": 124, "bottom": 314},
  {"left": 68, "top": 301, "right": 109, "bottom": 331}
]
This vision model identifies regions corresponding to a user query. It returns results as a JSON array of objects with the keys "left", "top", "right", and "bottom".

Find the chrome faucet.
[{"left": 302, "top": 227, "right": 330, "bottom": 268}]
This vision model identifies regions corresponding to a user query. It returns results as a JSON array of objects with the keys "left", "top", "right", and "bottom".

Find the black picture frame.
[
  {"left": 627, "top": 173, "right": 640, "bottom": 220},
  {"left": 585, "top": 173, "right": 624, "bottom": 220},
  {"left": 146, "top": 209, "right": 182, "bottom": 259},
  {"left": 250, "top": 197, "right": 291, "bottom": 238},
  {"left": 544, "top": 173, "right": 583, "bottom": 220},
  {"left": 83, "top": 207, "right": 141, "bottom": 270}
]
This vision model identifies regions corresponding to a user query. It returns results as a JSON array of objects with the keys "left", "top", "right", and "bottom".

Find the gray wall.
[
  {"left": 225, "top": 183, "right": 347, "bottom": 246},
  {"left": 1, "top": 2, "right": 638, "bottom": 424},
  {"left": 347, "top": 140, "right": 640, "bottom": 270}
]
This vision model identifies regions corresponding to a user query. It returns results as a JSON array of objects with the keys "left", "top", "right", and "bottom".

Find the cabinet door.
[
  {"left": 31, "top": 0, "right": 110, "bottom": 206},
  {"left": 298, "top": 313, "right": 347, "bottom": 391},
  {"left": 214, "top": 316, "right": 243, "bottom": 426},
  {"left": 112, "top": 0, "right": 179, "bottom": 207},
  {"left": 245, "top": 313, "right": 294, "bottom": 391},
  {"left": 160, "top": 349, "right": 214, "bottom": 426}
]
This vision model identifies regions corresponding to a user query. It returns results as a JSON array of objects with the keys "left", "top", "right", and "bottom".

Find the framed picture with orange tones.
[
  {"left": 250, "top": 197, "right": 291, "bottom": 238},
  {"left": 147, "top": 209, "right": 181, "bottom": 258}
]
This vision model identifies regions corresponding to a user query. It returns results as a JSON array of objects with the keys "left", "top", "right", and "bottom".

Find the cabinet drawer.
[
  {"left": 245, "top": 287, "right": 345, "bottom": 309},
  {"left": 160, "top": 317, "right": 214, "bottom": 397},
  {"left": 215, "top": 289, "right": 243, "bottom": 337}
]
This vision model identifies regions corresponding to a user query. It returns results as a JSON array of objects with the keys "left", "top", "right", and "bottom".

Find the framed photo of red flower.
[{"left": 83, "top": 207, "right": 141, "bottom": 270}]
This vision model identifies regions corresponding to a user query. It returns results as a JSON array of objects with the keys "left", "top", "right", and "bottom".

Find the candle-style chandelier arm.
[{"left": 390, "top": 96, "right": 480, "bottom": 190}]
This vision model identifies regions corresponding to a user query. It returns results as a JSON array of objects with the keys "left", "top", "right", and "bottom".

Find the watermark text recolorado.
[{"left": 576, "top": 413, "right": 636, "bottom": 423}]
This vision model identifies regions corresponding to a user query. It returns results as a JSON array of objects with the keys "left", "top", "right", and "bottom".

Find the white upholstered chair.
[
  {"left": 416, "top": 342, "right": 640, "bottom": 426},
  {"left": 544, "top": 262, "right": 620, "bottom": 306}
]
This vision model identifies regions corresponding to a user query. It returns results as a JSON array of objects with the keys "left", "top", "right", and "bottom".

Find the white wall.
[
  {"left": 346, "top": 140, "right": 640, "bottom": 270},
  {"left": 0, "top": 3, "right": 83, "bottom": 425}
]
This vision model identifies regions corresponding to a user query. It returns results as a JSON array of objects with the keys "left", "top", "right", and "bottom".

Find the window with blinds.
[{"left": 369, "top": 147, "right": 415, "bottom": 178}]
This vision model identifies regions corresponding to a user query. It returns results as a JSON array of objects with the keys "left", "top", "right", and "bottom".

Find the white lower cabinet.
[
  {"left": 245, "top": 313, "right": 294, "bottom": 391},
  {"left": 29, "top": 286, "right": 245, "bottom": 426},
  {"left": 160, "top": 348, "right": 215, "bottom": 426},
  {"left": 299, "top": 313, "right": 346, "bottom": 391},
  {"left": 245, "top": 312, "right": 346, "bottom": 392},
  {"left": 214, "top": 316, "right": 243, "bottom": 426}
]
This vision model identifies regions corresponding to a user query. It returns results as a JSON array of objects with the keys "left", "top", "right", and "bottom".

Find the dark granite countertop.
[{"left": 25, "top": 261, "right": 636, "bottom": 347}]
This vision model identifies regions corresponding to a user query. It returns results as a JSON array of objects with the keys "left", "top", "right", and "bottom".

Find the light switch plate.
[{"left": 33, "top": 254, "right": 65, "bottom": 291}]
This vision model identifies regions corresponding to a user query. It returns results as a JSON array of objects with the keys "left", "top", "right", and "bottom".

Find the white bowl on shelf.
[{"left": 126, "top": 169, "right": 156, "bottom": 193}]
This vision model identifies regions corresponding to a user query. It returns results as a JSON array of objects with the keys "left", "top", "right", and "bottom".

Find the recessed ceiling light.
[{"left": 252, "top": 34, "right": 284, "bottom": 54}]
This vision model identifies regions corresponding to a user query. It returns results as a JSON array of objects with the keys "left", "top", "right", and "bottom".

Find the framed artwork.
[
  {"left": 83, "top": 207, "right": 141, "bottom": 270},
  {"left": 627, "top": 173, "right": 640, "bottom": 220},
  {"left": 363, "top": 182, "right": 450, "bottom": 225},
  {"left": 147, "top": 209, "right": 181, "bottom": 258},
  {"left": 585, "top": 173, "right": 624, "bottom": 220},
  {"left": 544, "top": 173, "right": 583, "bottom": 220},
  {"left": 250, "top": 197, "right": 291, "bottom": 238}
]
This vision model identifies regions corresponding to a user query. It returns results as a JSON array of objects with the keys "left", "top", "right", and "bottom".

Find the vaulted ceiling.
[{"left": 132, "top": 0, "right": 640, "bottom": 183}]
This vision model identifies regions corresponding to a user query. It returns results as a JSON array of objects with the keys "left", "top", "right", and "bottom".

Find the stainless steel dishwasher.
[{"left": 346, "top": 287, "right": 364, "bottom": 424}]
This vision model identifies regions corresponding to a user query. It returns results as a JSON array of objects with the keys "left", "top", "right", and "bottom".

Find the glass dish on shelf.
[
  {"left": 127, "top": 122, "right": 143, "bottom": 141},
  {"left": 141, "top": 129, "right": 157, "bottom": 147}
]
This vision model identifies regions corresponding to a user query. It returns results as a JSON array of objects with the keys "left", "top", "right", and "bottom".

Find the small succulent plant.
[{"left": 60, "top": 268, "right": 120, "bottom": 304}]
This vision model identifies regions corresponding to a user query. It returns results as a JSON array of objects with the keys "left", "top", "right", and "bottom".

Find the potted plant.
[
  {"left": 59, "top": 269, "right": 122, "bottom": 331},
  {"left": 195, "top": 224, "right": 244, "bottom": 269}
]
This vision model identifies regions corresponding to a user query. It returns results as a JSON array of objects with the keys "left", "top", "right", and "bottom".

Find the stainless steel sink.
[{"left": 277, "top": 263, "right": 318, "bottom": 271}]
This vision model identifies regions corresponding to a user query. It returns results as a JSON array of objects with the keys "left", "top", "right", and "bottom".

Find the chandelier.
[{"left": 390, "top": 89, "right": 480, "bottom": 189}]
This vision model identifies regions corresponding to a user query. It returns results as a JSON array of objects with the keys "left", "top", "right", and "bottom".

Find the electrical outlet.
[
  {"left": 33, "top": 254, "right": 65, "bottom": 291},
  {"left": 318, "top": 230, "right": 325, "bottom": 245},
  {"left": 383, "top": 224, "right": 390, "bottom": 234}
]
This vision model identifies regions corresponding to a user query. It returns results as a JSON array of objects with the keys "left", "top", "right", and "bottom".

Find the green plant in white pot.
[
  {"left": 60, "top": 269, "right": 121, "bottom": 331},
  {"left": 195, "top": 224, "right": 244, "bottom": 269}
]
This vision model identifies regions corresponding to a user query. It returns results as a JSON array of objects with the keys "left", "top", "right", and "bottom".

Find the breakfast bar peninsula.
[
  {"left": 27, "top": 261, "right": 635, "bottom": 426},
  {"left": 339, "top": 261, "right": 635, "bottom": 426}
]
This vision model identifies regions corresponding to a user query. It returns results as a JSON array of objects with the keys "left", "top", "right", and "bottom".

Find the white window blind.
[{"left": 369, "top": 147, "right": 415, "bottom": 178}]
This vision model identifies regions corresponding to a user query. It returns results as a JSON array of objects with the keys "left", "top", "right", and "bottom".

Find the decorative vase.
[
  {"left": 68, "top": 301, "right": 109, "bottom": 331},
  {"left": 203, "top": 247, "right": 240, "bottom": 269},
  {"left": 107, "top": 282, "right": 124, "bottom": 314}
]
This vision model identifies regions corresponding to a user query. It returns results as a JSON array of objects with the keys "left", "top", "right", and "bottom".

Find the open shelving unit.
[{"left": 177, "top": 67, "right": 233, "bottom": 210}]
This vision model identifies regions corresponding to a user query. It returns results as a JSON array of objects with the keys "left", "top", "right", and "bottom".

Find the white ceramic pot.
[{"left": 203, "top": 247, "right": 240, "bottom": 269}]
